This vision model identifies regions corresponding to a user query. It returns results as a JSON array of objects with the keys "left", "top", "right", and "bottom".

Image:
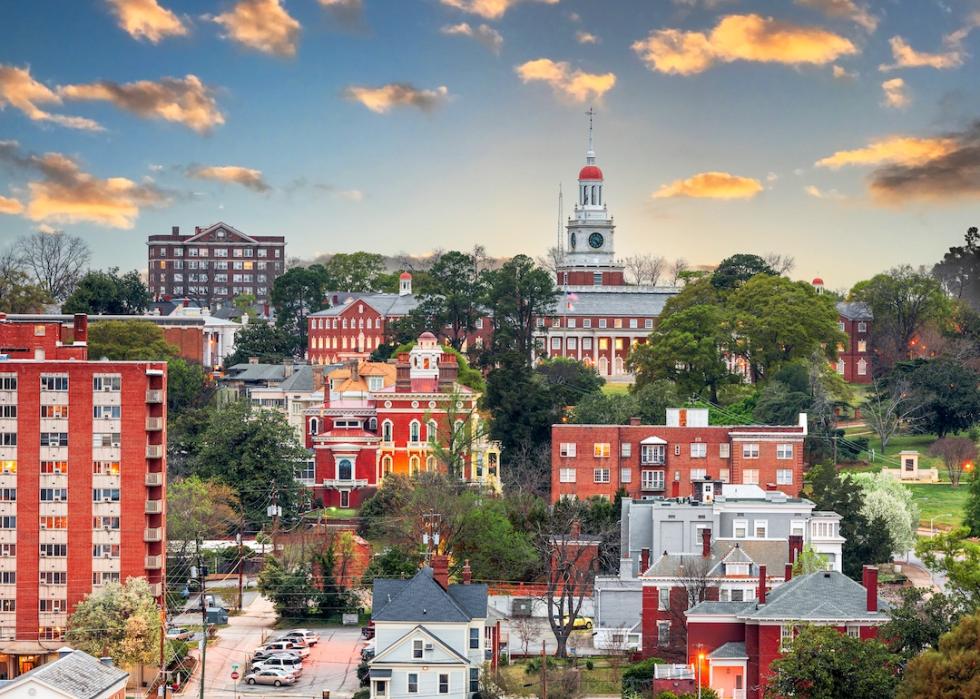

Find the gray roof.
[
  {"left": 4, "top": 650, "right": 128, "bottom": 697},
  {"left": 556, "top": 289, "right": 676, "bottom": 317},
  {"left": 741, "top": 570, "right": 890, "bottom": 621},
  {"left": 708, "top": 641, "right": 747, "bottom": 659},
  {"left": 643, "top": 540, "right": 789, "bottom": 579},
  {"left": 224, "top": 363, "right": 289, "bottom": 382},
  {"left": 686, "top": 601, "right": 756, "bottom": 615},
  {"left": 372, "top": 567, "right": 488, "bottom": 623},
  {"left": 836, "top": 301, "right": 873, "bottom": 321},
  {"left": 312, "top": 293, "right": 420, "bottom": 318},
  {"left": 279, "top": 365, "right": 317, "bottom": 392}
]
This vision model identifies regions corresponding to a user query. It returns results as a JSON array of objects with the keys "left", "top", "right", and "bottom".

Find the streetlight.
[
  {"left": 930, "top": 514, "right": 953, "bottom": 534},
  {"left": 695, "top": 643, "right": 705, "bottom": 699}
]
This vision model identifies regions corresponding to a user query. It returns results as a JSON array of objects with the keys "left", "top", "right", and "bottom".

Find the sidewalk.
[{"left": 895, "top": 558, "right": 940, "bottom": 592}]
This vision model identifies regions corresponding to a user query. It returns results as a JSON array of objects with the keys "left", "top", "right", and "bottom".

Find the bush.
[
  {"left": 622, "top": 657, "right": 663, "bottom": 696},
  {"left": 585, "top": 658, "right": 594, "bottom": 671},
  {"left": 352, "top": 689, "right": 370, "bottom": 699},
  {"left": 655, "top": 693, "right": 678, "bottom": 699}
]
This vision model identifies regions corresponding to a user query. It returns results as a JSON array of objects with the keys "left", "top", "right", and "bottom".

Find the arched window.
[
  {"left": 409, "top": 420, "right": 421, "bottom": 442},
  {"left": 591, "top": 185, "right": 596, "bottom": 205},
  {"left": 581, "top": 186, "right": 587, "bottom": 205},
  {"left": 382, "top": 455, "right": 393, "bottom": 475},
  {"left": 409, "top": 455, "right": 421, "bottom": 476},
  {"left": 598, "top": 356, "right": 608, "bottom": 375},
  {"left": 597, "top": 185, "right": 602, "bottom": 205},
  {"left": 382, "top": 420, "right": 393, "bottom": 442},
  {"left": 614, "top": 356, "right": 625, "bottom": 375},
  {"left": 309, "top": 417, "right": 319, "bottom": 435},
  {"left": 426, "top": 420, "right": 438, "bottom": 442},
  {"left": 338, "top": 459, "right": 353, "bottom": 480},
  {"left": 426, "top": 456, "right": 435, "bottom": 472},
  {"left": 368, "top": 417, "right": 378, "bottom": 432}
]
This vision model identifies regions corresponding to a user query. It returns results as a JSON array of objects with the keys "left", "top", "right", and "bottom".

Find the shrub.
[{"left": 585, "top": 659, "right": 594, "bottom": 671}]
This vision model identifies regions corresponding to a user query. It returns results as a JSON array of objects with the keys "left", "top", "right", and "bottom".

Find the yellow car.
[{"left": 557, "top": 616, "right": 594, "bottom": 630}]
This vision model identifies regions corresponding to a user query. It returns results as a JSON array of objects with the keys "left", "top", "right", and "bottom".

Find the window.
[
  {"left": 92, "top": 488, "right": 120, "bottom": 502},
  {"left": 621, "top": 443, "right": 632, "bottom": 458},
  {"left": 0, "top": 600, "right": 14, "bottom": 612},
  {"left": 658, "top": 587, "right": 669, "bottom": 611},
  {"left": 620, "top": 467, "right": 632, "bottom": 483},
  {"left": 754, "top": 520, "right": 768, "bottom": 538},
  {"left": 857, "top": 340, "right": 867, "bottom": 353},
  {"left": 742, "top": 443, "right": 760, "bottom": 459},
  {"left": 837, "top": 321, "right": 845, "bottom": 332},
  {"left": 836, "top": 358, "right": 845, "bottom": 375},
  {"left": 690, "top": 468, "right": 707, "bottom": 481},
  {"left": 559, "top": 468, "right": 576, "bottom": 483},
  {"left": 426, "top": 420, "right": 438, "bottom": 442},
  {"left": 40, "top": 544, "right": 67, "bottom": 557},
  {"left": 40, "top": 375, "right": 68, "bottom": 391},
  {"left": 0, "top": 376, "right": 15, "bottom": 390},
  {"left": 857, "top": 358, "right": 868, "bottom": 375},
  {"left": 93, "top": 544, "right": 120, "bottom": 558},
  {"left": 614, "top": 318, "right": 623, "bottom": 329},
  {"left": 93, "top": 405, "right": 121, "bottom": 420},
  {"left": 382, "top": 420, "right": 393, "bottom": 442},
  {"left": 641, "top": 445, "right": 665, "bottom": 465},
  {"left": 567, "top": 318, "right": 576, "bottom": 329},
  {"left": 0, "top": 544, "right": 13, "bottom": 557},
  {"left": 776, "top": 444, "right": 793, "bottom": 460},
  {"left": 470, "top": 668, "right": 479, "bottom": 693},
  {"left": 0, "top": 516, "right": 14, "bottom": 529},
  {"left": 594, "top": 443, "right": 610, "bottom": 458},
  {"left": 630, "top": 318, "right": 638, "bottom": 329},
  {"left": 846, "top": 625, "right": 861, "bottom": 639},
  {"left": 93, "top": 461, "right": 119, "bottom": 476},
  {"left": 93, "top": 516, "right": 120, "bottom": 530},
  {"left": 0, "top": 406, "right": 14, "bottom": 419},
  {"left": 733, "top": 520, "right": 748, "bottom": 538},
  {"left": 408, "top": 674, "right": 419, "bottom": 694},
  {"left": 583, "top": 319, "right": 592, "bottom": 329},
  {"left": 41, "top": 461, "right": 67, "bottom": 474},
  {"left": 593, "top": 468, "right": 610, "bottom": 483},
  {"left": 720, "top": 468, "right": 730, "bottom": 482},
  {"left": 791, "top": 520, "right": 805, "bottom": 537},
  {"left": 40, "top": 405, "right": 67, "bottom": 419},
  {"left": 438, "top": 674, "right": 450, "bottom": 694},
  {"left": 641, "top": 470, "right": 664, "bottom": 490},
  {"left": 337, "top": 459, "right": 353, "bottom": 481},
  {"left": 40, "top": 489, "right": 66, "bottom": 502},
  {"left": 593, "top": 273, "right": 602, "bottom": 285},
  {"left": 645, "top": 318, "right": 653, "bottom": 329},
  {"left": 470, "top": 627, "right": 480, "bottom": 649},
  {"left": 375, "top": 681, "right": 387, "bottom": 697},
  {"left": 742, "top": 469, "right": 759, "bottom": 485},
  {"left": 409, "top": 456, "right": 421, "bottom": 475},
  {"left": 297, "top": 460, "right": 315, "bottom": 483},
  {"left": 551, "top": 337, "right": 561, "bottom": 350},
  {"left": 409, "top": 420, "right": 421, "bottom": 442},
  {"left": 558, "top": 442, "right": 577, "bottom": 459},
  {"left": 94, "top": 433, "right": 121, "bottom": 448},
  {"left": 719, "top": 443, "right": 731, "bottom": 458},
  {"left": 40, "top": 572, "right": 65, "bottom": 585},
  {"left": 582, "top": 337, "right": 592, "bottom": 350},
  {"left": 40, "top": 432, "right": 67, "bottom": 447},
  {"left": 776, "top": 469, "right": 793, "bottom": 485},
  {"left": 728, "top": 589, "right": 744, "bottom": 602},
  {"left": 598, "top": 318, "right": 607, "bottom": 329},
  {"left": 780, "top": 625, "right": 794, "bottom": 651},
  {"left": 0, "top": 433, "right": 15, "bottom": 447},
  {"left": 657, "top": 621, "right": 670, "bottom": 647},
  {"left": 40, "top": 516, "right": 67, "bottom": 529},
  {"left": 690, "top": 443, "right": 707, "bottom": 458},
  {"left": 857, "top": 321, "right": 867, "bottom": 333},
  {"left": 567, "top": 337, "right": 577, "bottom": 349},
  {"left": 0, "top": 572, "right": 13, "bottom": 585}
]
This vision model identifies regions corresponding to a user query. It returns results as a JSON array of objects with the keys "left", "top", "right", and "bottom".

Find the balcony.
[
  {"left": 145, "top": 417, "right": 164, "bottom": 431},
  {"left": 145, "top": 472, "right": 163, "bottom": 487},
  {"left": 322, "top": 478, "right": 369, "bottom": 488},
  {"left": 145, "top": 555, "right": 163, "bottom": 570},
  {"left": 146, "top": 445, "right": 164, "bottom": 459},
  {"left": 144, "top": 527, "right": 162, "bottom": 542},
  {"left": 145, "top": 500, "right": 163, "bottom": 514},
  {"left": 145, "top": 390, "right": 164, "bottom": 404}
]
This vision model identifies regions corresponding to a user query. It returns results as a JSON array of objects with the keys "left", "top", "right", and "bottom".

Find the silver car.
[
  {"left": 252, "top": 654, "right": 304, "bottom": 676},
  {"left": 245, "top": 668, "right": 297, "bottom": 687}
]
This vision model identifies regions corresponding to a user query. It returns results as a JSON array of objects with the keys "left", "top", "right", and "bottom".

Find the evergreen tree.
[
  {"left": 897, "top": 611, "right": 980, "bottom": 699},
  {"left": 965, "top": 471, "right": 980, "bottom": 537}
]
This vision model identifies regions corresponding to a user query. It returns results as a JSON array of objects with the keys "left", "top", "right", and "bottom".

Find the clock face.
[{"left": 588, "top": 232, "right": 604, "bottom": 249}]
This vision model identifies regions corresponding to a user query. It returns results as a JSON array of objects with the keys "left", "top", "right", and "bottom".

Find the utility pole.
[
  {"left": 237, "top": 528, "right": 244, "bottom": 612},
  {"left": 196, "top": 554, "right": 208, "bottom": 699},
  {"left": 421, "top": 511, "right": 441, "bottom": 564},
  {"left": 268, "top": 486, "right": 281, "bottom": 559},
  {"left": 159, "top": 607, "right": 167, "bottom": 698},
  {"left": 540, "top": 640, "right": 547, "bottom": 699}
]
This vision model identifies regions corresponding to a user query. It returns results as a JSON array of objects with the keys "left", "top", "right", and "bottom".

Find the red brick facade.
[{"left": 837, "top": 313, "right": 872, "bottom": 384}]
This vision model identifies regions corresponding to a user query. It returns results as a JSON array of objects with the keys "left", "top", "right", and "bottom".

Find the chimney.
[
  {"left": 640, "top": 548, "right": 650, "bottom": 573},
  {"left": 195, "top": 226, "right": 202, "bottom": 235},
  {"left": 757, "top": 564, "right": 767, "bottom": 604},
  {"left": 248, "top": 357, "right": 259, "bottom": 365},
  {"left": 701, "top": 528, "right": 711, "bottom": 558},
  {"left": 462, "top": 560, "right": 472, "bottom": 584},
  {"left": 629, "top": 416, "right": 641, "bottom": 426},
  {"left": 863, "top": 565, "right": 878, "bottom": 612},
  {"left": 282, "top": 359, "right": 294, "bottom": 378},
  {"left": 438, "top": 353, "right": 458, "bottom": 391},
  {"left": 171, "top": 225, "right": 179, "bottom": 235},
  {"left": 72, "top": 313, "right": 88, "bottom": 344},
  {"left": 99, "top": 657, "right": 114, "bottom": 667},
  {"left": 432, "top": 555, "right": 449, "bottom": 590},
  {"left": 395, "top": 353, "right": 411, "bottom": 391},
  {"left": 788, "top": 535, "right": 804, "bottom": 564},
  {"left": 784, "top": 562, "right": 793, "bottom": 582},
  {"left": 313, "top": 367, "right": 327, "bottom": 393}
]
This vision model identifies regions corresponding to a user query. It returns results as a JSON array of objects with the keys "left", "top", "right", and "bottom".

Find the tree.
[
  {"left": 66, "top": 578, "right": 161, "bottom": 668},
  {"left": 766, "top": 625, "right": 901, "bottom": 699},
  {"left": 881, "top": 587, "right": 967, "bottom": 660},
  {"left": 791, "top": 545, "right": 827, "bottom": 575},
  {"left": 710, "top": 253, "right": 776, "bottom": 291},
  {"left": 454, "top": 498, "right": 538, "bottom": 582},
  {"left": 167, "top": 477, "right": 239, "bottom": 548},
  {"left": 851, "top": 472, "right": 919, "bottom": 553},
  {"left": 928, "top": 436, "right": 979, "bottom": 487},
  {"left": 534, "top": 357, "right": 604, "bottom": 409},
  {"left": 191, "top": 400, "right": 308, "bottom": 528},
  {"left": 668, "top": 258, "right": 688, "bottom": 286},
  {"left": 484, "top": 255, "right": 558, "bottom": 365},
  {"left": 88, "top": 320, "right": 178, "bottom": 360},
  {"left": 166, "top": 357, "right": 208, "bottom": 413},
  {"left": 271, "top": 264, "right": 330, "bottom": 354},
  {"left": 427, "top": 388, "right": 488, "bottom": 480},
  {"left": 322, "top": 252, "right": 388, "bottom": 291},
  {"left": 862, "top": 378, "right": 921, "bottom": 451},
  {"left": 223, "top": 320, "right": 296, "bottom": 366},
  {"left": 764, "top": 252, "right": 796, "bottom": 275},
  {"left": 932, "top": 226, "right": 980, "bottom": 308},
  {"left": 915, "top": 528, "right": 980, "bottom": 610},
  {"left": 571, "top": 381, "right": 680, "bottom": 426},
  {"left": 729, "top": 275, "right": 844, "bottom": 383},
  {"left": 62, "top": 268, "right": 150, "bottom": 315},
  {"left": 410, "top": 251, "right": 487, "bottom": 351},
  {"left": 631, "top": 304, "right": 736, "bottom": 403},
  {"left": 966, "top": 471, "right": 980, "bottom": 537},
  {"left": 904, "top": 359, "right": 980, "bottom": 439},
  {"left": 18, "top": 230, "right": 90, "bottom": 302},
  {"left": 897, "top": 611, "right": 980, "bottom": 699},
  {"left": 850, "top": 266, "right": 951, "bottom": 370},
  {"left": 484, "top": 357, "right": 558, "bottom": 455},
  {"left": 623, "top": 254, "right": 666, "bottom": 285},
  {"left": 0, "top": 248, "right": 50, "bottom": 312},
  {"left": 258, "top": 556, "right": 317, "bottom": 619}
]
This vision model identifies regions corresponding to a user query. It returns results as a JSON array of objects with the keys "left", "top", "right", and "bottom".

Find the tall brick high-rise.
[{"left": 0, "top": 313, "right": 166, "bottom": 678}]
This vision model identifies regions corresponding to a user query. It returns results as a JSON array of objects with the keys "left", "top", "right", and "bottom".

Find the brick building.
[
  {"left": 551, "top": 409, "right": 806, "bottom": 503},
  {"left": 835, "top": 300, "right": 873, "bottom": 384},
  {"left": 147, "top": 222, "right": 285, "bottom": 308},
  {"left": 0, "top": 314, "right": 166, "bottom": 678}
]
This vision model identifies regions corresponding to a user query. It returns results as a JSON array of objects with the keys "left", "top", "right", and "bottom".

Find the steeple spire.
[{"left": 586, "top": 106, "right": 596, "bottom": 164}]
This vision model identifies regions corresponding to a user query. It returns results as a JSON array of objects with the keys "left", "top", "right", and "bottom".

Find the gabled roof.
[
  {"left": 311, "top": 293, "right": 420, "bottom": 318},
  {"left": 740, "top": 570, "right": 890, "bottom": 621},
  {"left": 642, "top": 539, "right": 789, "bottom": 579},
  {"left": 836, "top": 301, "right": 873, "bottom": 321},
  {"left": 0, "top": 650, "right": 129, "bottom": 698},
  {"left": 280, "top": 365, "right": 317, "bottom": 393},
  {"left": 708, "top": 641, "right": 748, "bottom": 659},
  {"left": 372, "top": 567, "right": 487, "bottom": 623},
  {"left": 371, "top": 624, "right": 470, "bottom": 665},
  {"left": 184, "top": 221, "right": 258, "bottom": 244}
]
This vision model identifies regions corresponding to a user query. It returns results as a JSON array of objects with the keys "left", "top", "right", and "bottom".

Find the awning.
[
  {"left": 369, "top": 669, "right": 393, "bottom": 679},
  {"left": 640, "top": 436, "right": 667, "bottom": 445}
]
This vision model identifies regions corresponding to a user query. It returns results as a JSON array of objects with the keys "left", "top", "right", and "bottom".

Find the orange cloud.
[
  {"left": 804, "top": 184, "right": 845, "bottom": 200},
  {"left": 880, "top": 35, "right": 965, "bottom": 71},
  {"left": 815, "top": 135, "right": 956, "bottom": 168},
  {"left": 795, "top": 0, "right": 876, "bottom": 32},
  {"left": 343, "top": 83, "right": 451, "bottom": 113},
  {"left": 213, "top": 0, "right": 301, "bottom": 57},
  {"left": 441, "top": 22, "right": 503, "bottom": 54},
  {"left": 653, "top": 172, "right": 764, "bottom": 199},
  {"left": 632, "top": 14, "right": 857, "bottom": 75},
  {"left": 59, "top": 75, "right": 224, "bottom": 133},
  {"left": 0, "top": 65, "right": 102, "bottom": 131},
  {"left": 106, "top": 0, "right": 188, "bottom": 42},
  {"left": 440, "top": 0, "right": 558, "bottom": 20},
  {"left": 515, "top": 58, "right": 616, "bottom": 103},
  {"left": 0, "top": 195, "right": 23, "bottom": 215},
  {"left": 188, "top": 165, "right": 270, "bottom": 192},
  {"left": 881, "top": 78, "right": 909, "bottom": 109},
  {"left": 576, "top": 31, "right": 599, "bottom": 44}
]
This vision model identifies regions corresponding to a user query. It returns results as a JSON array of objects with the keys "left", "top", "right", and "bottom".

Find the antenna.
[
  {"left": 557, "top": 183, "right": 563, "bottom": 258},
  {"left": 586, "top": 106, "right": 596, "bottom": 164}
]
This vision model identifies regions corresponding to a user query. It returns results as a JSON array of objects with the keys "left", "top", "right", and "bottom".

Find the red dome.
[
  {"left": 812, "top": 277, "right": 824, "bottom": 286},
  {"left": 578, "top": 165, "right": 603, "bottom": 180},
  {"left": 399, "top": 271, "right": 412, "bottom": 280}
]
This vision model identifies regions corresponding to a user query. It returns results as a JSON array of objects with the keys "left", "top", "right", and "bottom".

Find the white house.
[{"left": 369, "top": 558, "right": 490, "bottom": 699}]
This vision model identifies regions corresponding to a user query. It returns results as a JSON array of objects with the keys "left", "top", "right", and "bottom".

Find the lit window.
[{"left": 593, "top": 443, "right": 611, "bottom": 458}]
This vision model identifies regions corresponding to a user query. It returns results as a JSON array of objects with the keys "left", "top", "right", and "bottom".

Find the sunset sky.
[{"left": 1, "top": 0, "right": 979, "bottom": 288}]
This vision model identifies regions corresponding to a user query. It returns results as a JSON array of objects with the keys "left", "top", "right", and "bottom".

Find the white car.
[
  {"left": 276, "top": 629, "right": 320, "bottom": 646},
  {"left": 257, "top": 640, "right": 309, "bottom": 658},
  {"left": 165, "top": 627, "right": 194, "bottom": 641},
  {"left": 252, "top": 655, "right": 304, "bottom": 676}
]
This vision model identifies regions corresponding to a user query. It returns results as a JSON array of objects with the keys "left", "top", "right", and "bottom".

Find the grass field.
[
  {"left": 499, "top": 657, "right": 623, "bottom": 697},
  {"left": 906, "top": 483, "right": 970, "bottom": 529},
  {"left": 601, "top": 382, "right": 631, "bottom": 396}
]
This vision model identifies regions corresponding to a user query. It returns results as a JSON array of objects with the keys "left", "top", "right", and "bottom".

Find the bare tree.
[
  {"left": 623, "top": 254, "right": 667, "bottom": 285},
  {"left": 18, "top": 231, "right": 90, "bottom": 302},
  {"left": 668, "top": 257, "right": 688, "bottom": 286},
  {"left": 623, "top": 255, "right": 646, "bottom": 285},
  {"left": 512, "top": 615, "right": 536, "bottom": 656},
  {"left": 537, "top": 246, "right": 564, "bottom": 278},
  {"left": 764, "top": 252, "right": 796, "bottom": 275},
  {"left": 928, "top": 437, "right": 978, "bottom": 487},
  {"left": 647, "top": 255, "right": 666, "bottom": 285},
  {"left": 862, "top": 379, "right": 921, "bottom": 452}
]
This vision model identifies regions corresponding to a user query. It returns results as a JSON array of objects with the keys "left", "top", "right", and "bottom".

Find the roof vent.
[{"left": 823, "top": 572, "right": 831, "bottom": 578}]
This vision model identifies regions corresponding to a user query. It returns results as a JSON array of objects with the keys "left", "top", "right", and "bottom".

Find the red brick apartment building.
[
  {"left": 551, "top": 409, "right": 805, "bottom": 503},
  {"left": 0, "top": 313, "right": 165, "bottom": 678}
]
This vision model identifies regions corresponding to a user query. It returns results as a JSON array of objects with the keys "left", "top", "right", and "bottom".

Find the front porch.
[{"left": 707, "top": 642, "right": 748, "bottom": 699}]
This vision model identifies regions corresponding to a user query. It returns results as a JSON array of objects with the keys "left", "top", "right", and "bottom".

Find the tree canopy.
[
  {"left": 66, "top": 578, "right": 161, "bottom": 668},
  {"left": 224, "top": 320, "right": 297, "bottom": 366},
  {"left": 850, "top": 472, "right": 919, "bottom": 553},
  {"left": 710, "top": 253, "right": 776, "bottom": 291},
  {"left": 897, "top": 358, "right": 980, "bottom": 438},
  {"left": 483, "top": 254, "right": 558, "bottom": 366},
  {"left": 271, "top": 264, "right": 330, "bottom": 354},
  {"left": 405, "top": 251, "right": 487, "bottom": 351},
  {"left": 62, "top": 268, "right": 150, "bottom": 315},
  {"left": 897, "top": 611, "right": 980, "bottom": 699}
]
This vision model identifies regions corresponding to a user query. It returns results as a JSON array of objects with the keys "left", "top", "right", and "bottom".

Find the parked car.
[
  {"left": 276, "top": 629, "right": 320, "bottom": 646},
  {"left": 360, "top": 624, "right": 375, "bottom": 640},
  {"left": 245, "top": 668, "right": 297, "bottom": 687},
  {"left": 165, "top": 627, "right": 194, "bottom": 641},
  {"left": 361, "top": 640, "right": 376, "bottom": 661},
  {"left": 555, "top": 615, "right": 593, "bottom": 630},
  {"left": 252, "top": 647, "right": 303, "bottom": 662},
  {"left": 252, "top": 655, "right": 304, "bottom": 676},
  {"left": 257, "top": 640, "right": 309, "bottom": 658}
]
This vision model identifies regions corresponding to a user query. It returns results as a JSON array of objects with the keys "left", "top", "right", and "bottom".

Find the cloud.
[
  {"left": 0, "top": 65, "right": 102, "bottom": 131},
  {"left": 317, "top": 0, "right": 364, "bottom": 28},
  {"left": 0, "top": 140, "right": 169, "bottom": 228},
  {"left": 188, "top": 165, "right": 270, "bottom": 192},
  {"left": 343, "top": 83, "right": 451, "bottom": 113},
  {"left": 106, "top": 0, "right": 188, "bottom": 42},
  {"left": 576, "top": 31, "right": 598, "bottom": 44},
  {"left": 653, "top": 171, "right": 764, "bottom": 199},
  {"left": 338, "top": 189, "right": 364, "bottom": 202},
  {"left": 832, "top": 64, "right": 857, "bottom": 80},
  {"left": 804, "top": 184, "right": 845, "bottom": 199},
  {"left": 0, "top": 195, "right": 23, "bottom": 215},
  {"left": 815, "top": 135, "right": 956, "bottom": 168},
  {"left": 881, "top": 78, "right": 909, "bottom": 109},
  {"left": 880, "top": 35, "right": 966, "bottom": 71},
  {"left": 212, "top": 0, "right": 301, "bottom": 57},
  {"left": 439, "top": 0, "right": 558, "bottom": 20},
  {"left": 515, "top": 58, "right": 616, "bottom": 103},
  {"left": 631, "top": 14, "right": 857, "bottom": 75},
  {"left": 441, "top": 22, "right": 503, "bottom": 54},
  {"left": 795, "top": 0, "right": 877, "bottom": 32},
  {"left": 59, "top": 74, "right": 224, "bottom": 133}
]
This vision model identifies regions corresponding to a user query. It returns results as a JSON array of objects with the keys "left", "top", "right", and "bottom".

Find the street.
[{"left": 179, "top": 595, "right": 365, "bottom": 699}]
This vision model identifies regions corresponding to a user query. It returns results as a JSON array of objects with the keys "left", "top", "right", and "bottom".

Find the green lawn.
[
  {"left": 906, "top": 483, "right": 969, "bottom": 529},
  {"left": 860, "top": 433, "right": 950, "bottom": 477},
  {"left": 601, "top": 382, "right": 631, "bottom": 396}
]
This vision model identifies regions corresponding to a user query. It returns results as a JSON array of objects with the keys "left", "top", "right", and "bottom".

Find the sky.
[{"left": 1, "top": 0, "right": 979, "bottom": 289}]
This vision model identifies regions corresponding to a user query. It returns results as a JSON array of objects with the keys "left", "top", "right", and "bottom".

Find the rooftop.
[
  {"left": 0, "top": 649, "right": 129, "bottom": 698},
  {"left": 372, "top": 567, "right": 487, "bottom": 623}
]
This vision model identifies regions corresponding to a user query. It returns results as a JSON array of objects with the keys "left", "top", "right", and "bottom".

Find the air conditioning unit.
[
  {"left": 424, "top": 643, "right": 433, "bottom": 651},
  {"left": 103, "top": 552, "right": 111, "bottom": 558},
  {"left": 103, "top": 497, "right": 111, "bottom": 503}
]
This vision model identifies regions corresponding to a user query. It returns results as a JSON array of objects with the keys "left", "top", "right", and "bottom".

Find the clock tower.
[{"left": 558, "top": 110, "right": 625, "bottom": 287}]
